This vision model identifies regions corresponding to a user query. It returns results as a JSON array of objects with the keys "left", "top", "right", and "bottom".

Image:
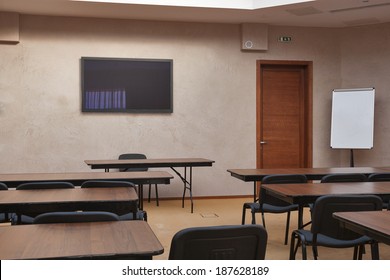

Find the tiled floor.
[{"left": 144, "top": 197, "right": 390, "bottom": 260}]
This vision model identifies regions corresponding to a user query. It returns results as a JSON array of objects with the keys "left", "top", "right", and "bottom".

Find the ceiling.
[{"left": 1, "top": 0, "right": 390, "bottom": 28}]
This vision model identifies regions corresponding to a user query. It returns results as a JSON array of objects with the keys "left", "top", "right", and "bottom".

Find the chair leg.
[
  {"left": 241, "top": 205, "right": 247, "bottom": 225},
  {"left": 251, "top": 210, "right": 257, "bottom": 225},
  {"left": 155, "top": 184, "right": 159, "bottom": 206},
  {"left": 312, "top": 246, "right": 318, "bottom": 260},
  {"left": 353, "top": 245, "right": 359, "bottom": 260},
  {"left": 289, "top": 233, "right": 297, "bottom": 260},
  {"left": 301, "top": 242, "right": 307, "bottom": 260},
  {"left": 143, "top": 211, "right": 148, "bottom": 222},
  {"left": 370, "top": 242, "right": 379, "bottom": 260},
  {"left": 284, "top": 211, "right": 291, "bottom": 245},
  {"left": 260, "top": 211, "right": 265, "bottom": 227}
]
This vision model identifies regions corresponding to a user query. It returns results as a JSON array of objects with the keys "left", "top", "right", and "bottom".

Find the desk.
[
  {"left": 0, "top": 171, "right": 173, "bottom": 210},
  {"left": 85, "top": 158, "right": 215, "bottom": 213},
  {"left": 262, "top": 181, "right": 390, "bottom": 229},
  {"left": 227, "top": 167, "right": 390, "bottom": 202},
  {"left": 0, "top": 187, "right": 138, "bottom": 223},
  {"left": 334, "top": 211, "right": 390, "bottom": 246},
  {"left": 0, "top": 220, "right": 163, "bottom": 259}
]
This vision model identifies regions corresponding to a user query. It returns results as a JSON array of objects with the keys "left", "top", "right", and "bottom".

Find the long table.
[
  {"left": 333, "top": 211, "right": 390, "bottom": 246},
  {"left": 261, "top": 181, "right": 390, "bottom": 229},
  {"left": 227, "top": 167, "right": 390, "bottom": 202},
  {"left": 0, "top": 220, "right": 164, "bottom": 259},
  {"left": 0, "top": 187, "right": 138, "bottom": 224},
  {"left": 85, "top": 158, "right": 215, "bottom": 213},
  {"left": 0, "top": 171, "right": 173, "bottom": 210}
]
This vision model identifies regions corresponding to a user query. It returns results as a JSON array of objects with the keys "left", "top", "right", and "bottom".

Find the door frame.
[{"left": 256, "top": 60, "right": 313, "bottom": 169}]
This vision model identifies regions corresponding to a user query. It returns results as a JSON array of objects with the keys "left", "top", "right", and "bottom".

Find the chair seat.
[
  {"left": 11, "top": 214, "right": 35, "bottom": 225},
  {"left": 244, "top": 202, "right": 298, "bottom": 214},
  {"left": 0, "top": 213, "right": 10, "bottom": 223},
  {"left": 293, "top": 229, "right": 372, "bottom": 248}
]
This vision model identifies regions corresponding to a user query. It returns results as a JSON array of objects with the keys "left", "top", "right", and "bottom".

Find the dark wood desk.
[
  {"left": 227, "top": 167, "right": 390, "bottom": 202},
  {"left": 262, "top": 181, "right": 390, "bottom": 229},
  {"left": 0, "top": 187, "right": 138, "bottom": 223},
  {"left": 334, "top": 211, "right": 390, "bottom": 246},
  {"left": 0, "top": 220, "right": 163, "bottom": 259},
  {"left": 0, "top": 171, "right": 173, "bottom": 210},
  {"left": 85, "top": 158, "right": 215, "bottom": 213}
]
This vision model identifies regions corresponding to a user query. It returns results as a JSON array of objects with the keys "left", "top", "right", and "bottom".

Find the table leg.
[
  {"left": 298, "top": 205, "right": 304, "bottom": 229},
  {"left": 138, "top": 184, "right": 144, "bottom": 210},
  {"left": 172, "top": 166, "right": 194, "bottom": 213},
  {"left": 189, "top": 167, "right": 193, "bottom": 213},
  {"left": 253, "top": 182, "right": 257, "bottom": 202}
]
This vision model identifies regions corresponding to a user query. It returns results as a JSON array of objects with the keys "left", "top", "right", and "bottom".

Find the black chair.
[
  {"left": 12, "top": 181, "right": 75, "bottom": 224},
  {"left": 80, "top": 180, "right": 147, "bottom": 221},
  {"left": 242, "top": 174, "right": 307, "bottom": 245},
  {"left": 168, "top": 224, "right": 268, "bottom": 260},
  {"left": 289, "top": 194, "right": 382, "bottom": 260},
  {"left": 367, "top": 173, "right": 390, "bottom": 209},
  {"left": 119, "top": 153, "right": 160, "bottom": 206},
  {"left": 320, "top": 173, "right": 367, "bottom": 183},
  {"left": 33, "top": 211, "right": 120, "bottom": 224},
  {"left": 0, "top": 182, "right": 10, "bottom": 223},
  {"left": 310, "top": 172, "right": 369, "bottom": 212}
]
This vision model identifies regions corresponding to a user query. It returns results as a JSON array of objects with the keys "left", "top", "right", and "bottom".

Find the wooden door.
[{"left": 257, "top": 61, "right": 312, "bottom": 169}]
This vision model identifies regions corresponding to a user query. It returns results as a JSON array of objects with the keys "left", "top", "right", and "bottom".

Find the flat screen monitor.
[{"left": 81, "top": 57, "right": 173, "bottom": 113}]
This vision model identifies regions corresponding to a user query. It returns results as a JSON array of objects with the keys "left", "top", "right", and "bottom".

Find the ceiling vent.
[
  {"left": 330, "top": 2, "right": 390, "bottom": 13},
  {"left": 285, "top": 6, "right": 323, "bottom": 16}
]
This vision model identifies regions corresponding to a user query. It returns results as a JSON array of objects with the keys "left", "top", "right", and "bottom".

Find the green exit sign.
[{"left": 278, "top": 36, "right": 292, "bottom": 42}]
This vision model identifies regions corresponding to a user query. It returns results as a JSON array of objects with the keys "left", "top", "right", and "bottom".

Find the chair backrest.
[
  {"left": 33, "top": 211, "right": 120, "bottom": 224},
  {"left": 260, "top": 174, "right": 308, "bottom": 206},
  {"left": 0, "top": 182, "right": 8, "bottom": 190},
  {"left": 16, "top": 181, "right": 75, "bottom": 190},
  {"left": 81, "top": 180, "right": 136, "bottom": 189},
  {"left": 168, "top": 224, "right": 267, "bottom": 260},
  {"left": 311, "top": 195, "right": 383, "bottom": 240},
  {"left": 118, "top": 153, "right": 147, "bottom": 172},
  {"left": 320, "top": 173, "right": 367, "bottom": 183},
  {"left": 367, "top": 173, "right": 390, "bottom": 182},
  {"left": 81, "top": 180, "right": 140, "bottom": 216},
  {"left": 368, "top": 173, "right": 390, "bottom": 208}
]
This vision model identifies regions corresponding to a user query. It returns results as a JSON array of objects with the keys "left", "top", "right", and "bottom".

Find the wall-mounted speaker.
[
  {"left": 0, "top": 12, "right": 20, "bottom": 44},
  {"left": 241, "top": 23, "right": 268, "bottom": 51}
]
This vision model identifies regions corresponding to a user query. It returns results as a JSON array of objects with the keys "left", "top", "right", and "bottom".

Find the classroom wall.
[{"left": 0, "top": 15, "right": 389, "bottom": 198}]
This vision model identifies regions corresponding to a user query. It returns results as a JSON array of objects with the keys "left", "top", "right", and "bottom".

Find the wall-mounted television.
[{"left": 81, "top": 57, "right": 173, "bottom": 113}]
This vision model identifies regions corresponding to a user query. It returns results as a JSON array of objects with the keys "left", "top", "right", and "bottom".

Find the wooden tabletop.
[
  {"left": 0, "top": 220, "right": 164, "bottom": 260},
  {"left": 0, "top": 187, "right": 138, "bottom": 216},
  {"left": 227, "top": 167, "right": 390, "bottom": 181},
  {"left": 0, "top": 171, "right": 173, "bottom": 188},
  {"left": 333, "top": 211, "right": 390, "bottom": 245},
  {"left": 262, "top": 181, "right": 390, "bottom": 229},
  {"left": 262, "top": 181, "right": 390, "bottom": 205},
  {"left": 85, "top": 158, "right": 215, "bottom": 169}
]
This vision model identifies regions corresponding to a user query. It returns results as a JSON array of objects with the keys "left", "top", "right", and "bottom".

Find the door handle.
[{"left": 260, "top": 141, "right": 267, "bottom": 145}]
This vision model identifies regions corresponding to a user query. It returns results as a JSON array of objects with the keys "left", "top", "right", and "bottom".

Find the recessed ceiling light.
[{"left": 71, "top": 0, "right": 315, "bottom": 10}]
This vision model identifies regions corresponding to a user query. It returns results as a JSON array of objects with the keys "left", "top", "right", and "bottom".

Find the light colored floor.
[{"left": 144, "top": 197, "right": 390, "bottom": 260}]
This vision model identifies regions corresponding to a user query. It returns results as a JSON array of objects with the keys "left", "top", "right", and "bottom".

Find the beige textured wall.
[
  {"left": 338, "top": 23, "right": 390, "bottom": 166},
  {"left": 0, "top": 15, "right": 388, "bottom": 197}
]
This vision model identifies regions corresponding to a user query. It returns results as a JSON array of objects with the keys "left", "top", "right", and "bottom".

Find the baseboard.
[{"left": 144, "top": 195, "right": 252, "bottom": 201}]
